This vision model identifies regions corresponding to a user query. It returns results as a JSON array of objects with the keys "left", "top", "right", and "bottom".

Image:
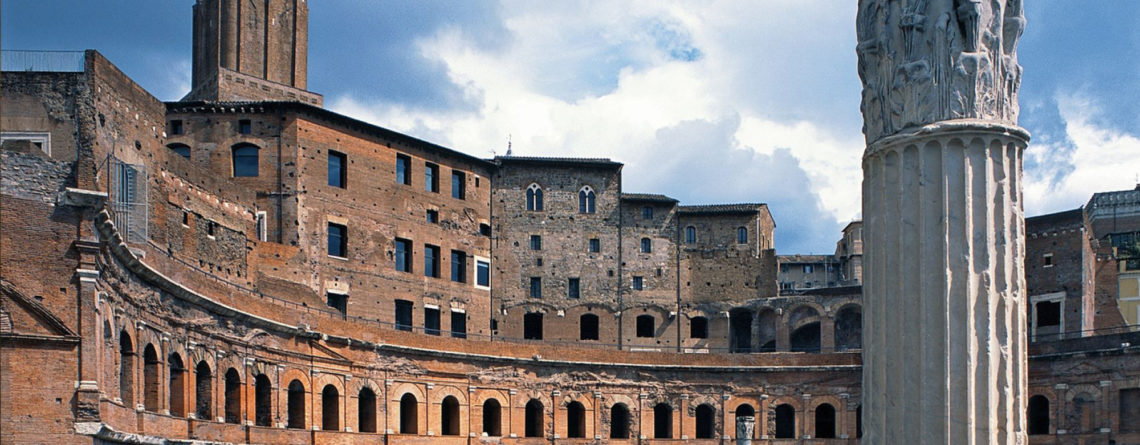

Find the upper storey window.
[
  {"left": 328, "top": 150, "right": 347, "bottom": 188},
  {"left": 169, "top": 120, "right": 183, "bottom": 135},
  {"left": 238, "top": 119, "right": 252, "bottom": 134},
  {"left": 425, "top": 163, "right": 439, "bottom": 193},
  {"left": 640, "top": 238, "right": 652, "bottom": 253},
  {"left": 685, "top": 226, "right": 697, "bottom": 244},
  {"left": 526, "top": 184, "right": 543, "bottom": 211},
  {"left": 452, "top": 171, "right": 466, "bottom": 199},
  {"left": 396, "top": 154, "right": 411, "bottom": 185},
  {"left": 167, "top": 143, "right": 191, "bottom": 160},
  {"left": 578, "top": 186, "right": 596, "bottom": 214},
  {"left": 327, "top": 223, "right": 347, "bottom": 258},
  {"left": 737, "top": 227, "right": 748, "bottom": 244},
  {"left": 232, "top": 144, "right": 259, "bottom": 177},
  {"left": 642, "top": 206, "right": 653, "bottom": 220}
]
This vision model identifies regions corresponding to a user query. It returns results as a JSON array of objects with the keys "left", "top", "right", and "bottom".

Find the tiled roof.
[
  {"left": 778, "top": 254, "right": 837, "bottom": 263},
  {"left": 622, "top": 193, "right": 678, "bottom": 203},
  {"left": 493, "top": 156, "right": 622, "bottom": 167},
  {"left": 677, "top": 203, "right": 766, "bottom": 214}
]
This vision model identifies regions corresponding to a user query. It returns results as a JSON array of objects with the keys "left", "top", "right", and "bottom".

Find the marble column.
[{"left": 856, "top": 0, "right": 1029, "bottom": 443}]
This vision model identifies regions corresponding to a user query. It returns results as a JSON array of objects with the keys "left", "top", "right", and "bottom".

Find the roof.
[
  {"left": 493, "top": 156, "right": 623, "bottom": 168},
  {"left": 1026, "top": 208, "right": 1084, "bottom": 233},
  {"left": 778, "top": 254, "right": 837, "bottom": 264},
  {"left": 677, "top": 203, "right": 767, "bottom": 215},
  {"left": 1089, "top": 185, "right": 1140, "bottom": 209},
  {"left": 166, "top": 100, "right": 498, "bottom": 169},
  {"left": 622, "top": 193, "right": 678, "bottom": 203}
]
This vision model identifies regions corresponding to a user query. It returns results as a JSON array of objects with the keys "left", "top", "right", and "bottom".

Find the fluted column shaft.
[{"left": 862, "top": 121, "right": 1029, "bottom": 444}]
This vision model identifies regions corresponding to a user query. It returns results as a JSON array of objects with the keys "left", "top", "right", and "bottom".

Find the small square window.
[
  {"left": 642, "top": 206, "right": 653, "bottom": 219},
  {"left": 588, "top": 238, "right": 600, "bottom": 253},
  {"left": 530, "top": 277, "right": 542, "bottom": 298},
  {"left": 238, "top": 119, "right": 251, "bottom": 134},
  {"left": 426, "top": 209, "right": 439, "bottom": 223},
  {"left": 169, "top": 120, "right": 183, "bottom": 135},
  {"left": 326, "top": 292, "right": 347, "bottom": 315},
  {"left": 632, "top": 276, "right": 644, "bottom": 290},
  {"left": 480, "top": 223, "right": 492, "bottom": 237},
  {"left": 568, "top": 278, "right": 580, "bottom": 299},
  {"left": 803, "top": 265, "right": 814, "bottom": 274},
  {"left": 1043, "top": 253, "right": 1054, "bottom": 267},
  {"left": 530, "top": 235, "right": 542, "bottom": 251}
]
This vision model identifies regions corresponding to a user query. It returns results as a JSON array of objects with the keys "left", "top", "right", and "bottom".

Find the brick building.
[{"left": 1, "top": 2, "right": 1138, "bottom": 444}]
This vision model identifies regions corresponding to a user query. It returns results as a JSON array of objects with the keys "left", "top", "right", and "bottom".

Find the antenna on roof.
[{"left": 506, "top": 134, "right": 513, "bottom": 157}]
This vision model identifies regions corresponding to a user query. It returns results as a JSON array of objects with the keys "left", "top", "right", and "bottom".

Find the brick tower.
[{"left": 185, "top": 0, "right": 322, "bottom": 105}]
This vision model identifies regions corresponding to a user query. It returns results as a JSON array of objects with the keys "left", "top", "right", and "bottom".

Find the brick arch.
[
  {"left": 514, "top": 390, "right": 552, "bottom": 409},
  {"left": 312, "top": 373, "right": 345, "bottom": 395},
  {"left": 783, "top": 303, "right": 825, "bottom": 330},
  {"left": 347, "top": 377, "right": 381, "bottom": 396},
  {"left": 248, "top": 360, "right": 277, "bottom": 380},
  {"left": 560, "top": 391, "right": 594, "bottom": 410},
  {"left": 1027, "top": 388, "right": 1057, "bottom": 435},
  {"left": 503, "top": 301, "right": 560, "bottom": 314},
  {"left": 807, "top": 395, "right": 844, "bottom": 438},
  {"left": 603, "top": 394, "right": 639, "bottom": 438},
  {"left": 429, "top": 384, "right": 468, "bottom": 406},
  {"left": 767, "top": 396, "right": 802, "bottom": 439},
  {"left": 278, "top": 368, "right": 311, "bottom": 392},
  {"left": 726, "top": 396, "right": 762, "bottom": 439},
  {"left": 565, "top": 303, "right": 619, "bottom": 316},
  {"left": 389, "top": 382, "right": 425, "bottom": 401},
  {"left": 471, "top": 388, "right": 508, "bottom": 407},
  {"left": 1065, "top": 384, "right": 1102, "bottom": 433},
  {"left": 626, "top": 303, "right": 672, "bottom": 317}
]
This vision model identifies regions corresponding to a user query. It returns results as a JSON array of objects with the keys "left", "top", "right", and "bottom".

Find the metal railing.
[
  {"left": 109, "top": 157, "right": 148, "bottom": 244},
  {"left": 1, "top": 50, "right": 85, "bottom": 72}
]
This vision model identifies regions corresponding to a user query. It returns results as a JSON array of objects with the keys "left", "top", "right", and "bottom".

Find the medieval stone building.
[{"left": 1, "top": 1, "right": 1138, "bottom": 444}]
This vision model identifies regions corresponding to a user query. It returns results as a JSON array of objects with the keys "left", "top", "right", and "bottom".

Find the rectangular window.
[
  {"left": 640, "top": 238, "right": 652, "bottom": 253},
  {"left": 395, "top": 300, "right": 413, "bottom": 331},
  {"left": 452, "top": 171, "right": 466, "bottom": 199},
  {"left": 451, "top": 250, "right": 467, "bottom": 283},
  {"left": 426, "top": 209, "right": 439, "bottom": 223},
  {"left": 568, "top": 278, "right": 580, "bottom": 299},
  {"left": 589, "top": 238, "right": 600, "bottom": 253},
  {"left": 425, "top": 163, "right": 439, "bottom": 192},
  {"left": 182, "top": 209, "right": 191, "bottom": 227},
  {"left": 395, "top": 238, "right": 412, "bottom": 273},
  {"left": 636, "top": 316, "right": 654, "bottom": 337},
  {"left": 1043, "top": 253, "right": 1054, "bottom": 267},
  {"left": 424, "top": 307, "right": 441, "bottom": 335},
  {"left": 642, "top": 206, "right": 653, "bottom": 219},
  {"left": 424, "top": 244, "right": 440, "bottom": 278},
  {"left": 238, "top": 119, "right": 251, "bottom": 134},
  {"left": 530, "top": 277, "right": 542, "bottom": 298},
  {"left": 328, "top": 150, "right": 347, "bottom": 188},
  {"left": 476, "top": 259, "right": 490, "bottom": 288},
  {"left": 169, "top": 120, "right": 183, "bottom": 135},
  {"left": 803, "top": 264, "right": 814, "bottom": 274},
  {"left": 1036, "top": 301, "right": 1061, "bottom": 327},
  {"left": 207, "top": 220, "right": 217, "bottom": 238},
  {"left": 1120, "top": 389, "right": 1140, "bottom": 432},
  {"left": 690, "top": 317, "right": 709, "bottom": 339},
  {"left": 326, "top": 292, "right": 347, "bottom": 315},
  {"left": 632, "top": 276, "right": 644, "bottom": 290},
  {"left": 396, "top": 154, "right": 411, "bottom": 185},
  {"left": 530, "top": 235, "right": 542, "bottom": 251},
  {"left": 480, "top": 223, "right": 492, "bottom": 237},
  {"left": 327, "top": 222, "right": 347, "bottom": 258},
  {"left": 450, "top": 312, "right": 467, "bottom": 339}
]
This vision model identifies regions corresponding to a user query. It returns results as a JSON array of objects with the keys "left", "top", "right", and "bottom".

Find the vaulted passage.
[
  {"left": 399, "top": 393, "right": 418, "bottom": 434},
  {"left": 735, "top": 404, "right": 756, "bottom": 439},
  {"left": 358, "top": 387, "right": 377, "bottom": 433},
  {"left": 482, "top": 399, "right": 502, "bottom": 436},
  {"left": 775, "top": 404, "right": 795, "bottom": 438},
  {"left": 322, "top": 385, "right": 339, "bottom": 431},
  {"left": 525, "top": 399, "right": 544, "bottom": 437},
  {"left": 653, "top": 403, "right": 672, "bottom": 438},
  {"left": 730, "top": 309, "right": 753, "bottom": 353},
  {"left": 225, "top": 368, "right": 242, "bottom": 424},
  {"left": 441, "top": 396, "right": 460, "bottom": 435},
  {"left": 610, "top": 403, "right": 631, "bottom": 439},
  {"left": 1028, "top": 395, "right": 1050, "bottom": 435},
  {"left": 195, "top": 361, "right": 212, "bottom": 420},
  {"left": 815, "top": 403, "right": 836, "bottom": 438},
  {"left": 119, "top": 332, "right": 134, "bottom": 404},
  {"left": 287, "top": 380, "right": 306, "bottom": 429},
  {"left": 695, "top": 404, "right": 715, "bottom": 438},
  {"left": 834, "top": 305, "right": 863, "bottom": 350},
  {"left": 254, "top": 374, "right": 272, "bottom": 427},
  {"left": 566, "top": 401, "right": 586, "bottom": 438},
  {"left": 143, "top": 344, "right": 160, "bottom": 411},
  {"left": 168, "top": 353, "right": 186, "bottom": 417}
]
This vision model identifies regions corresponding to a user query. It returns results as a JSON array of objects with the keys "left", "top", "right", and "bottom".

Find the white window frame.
[
  {"left": 1, "top": 131, "right": 51, "bottom": 156},
  {"left": 474, "top": 256, "right": 491, "bottom": 291},
  {"left": 1029, "top": 291, "right": 1065, "bottom": 341}
]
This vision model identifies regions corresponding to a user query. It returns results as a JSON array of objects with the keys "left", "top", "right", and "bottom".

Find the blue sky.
[{"left": 4, "top": 1, "right": 1139, "bottom": 254}]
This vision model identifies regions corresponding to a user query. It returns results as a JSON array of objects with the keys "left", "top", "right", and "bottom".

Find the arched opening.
[
  {"left": 119, "top": 332, "right": 134, "bottom": 404},
  {"left": 143, "top": 344, "right": 160, "bottom": 411},
  {"left": 441, "top": 395, "right": 460, "bottom": 436},
  {"left": 321, "top": 385, "right": 339, "bottom": 431},
  {"left": 526, "top": 184, "right": 543, "bottom": 211},
  {"left": 195, "top": 361, "right": 213, "bottom": 420},
  {"left": 524, "top": 312, "right": 543, "bottom": 340},
  {"left": 774, "top": 404, "right": 795, "bottom": 438},
  {"left": 695, "top": 404, "right": 716, "bottom": 438},
  {"left": 254, "top": 374, "right": 272, "bottom": 427},
  {"left": 224, "top": 368, "right": 241, "bottom": 424},
  {"left": 834, "top": 305, "right": 863, "bottom": 350},
  {"left": 1028, "top": 395, "right": 1050, "bottom": 435},
  {"left": 566, "top": 401, "right": 586, "bottom": 438},
  {"left": 578, "top": 186, "right": 596, "bottom": 213},
  {"left": 166, "top": 143, "right": 191, "bottom": 160},
  {"left": 580, "top": 313, "right": 599, "bottom": 340},
  {"left": 231, "top": 143, "right": 260, "bottom": 177},
  {"left": 399, "top": 393, "right": 418, "bottom": 434},
  {"left": 525, "top": 399, "right": 544, "bottom": 437},
  {"left": 788, "top": 306, "right": 821, "bottom": 352},
  {"left": 737, "top": 226, "right": 748, "bottom": 244},
  {"left": 610, "top": 403, "right": 631, "bottom": 439},
  {"left": 815, "top": 403, "right": 836, "bottom": 438},
  {"left": 735, "top": 404, "right": 756, "bottom": 439},
  {"left": 482, "top": 399, "right": 502, "bottom": 436},
  {"left": 168, "top": 353, "right": 186, "bottom": 417},
  {"left": 636, "top": 314, "right": 655, "bottom": 338},
  {"left": 287, "top": 380, "right": 306, "bottom": 429},
  {"left": 653, "top": 402, "right": 672, "bottom": 438},
  {"left": 358, "top": 387, "right": 377, "bottom": 433},
  {"left": 730, "top": 309, "right": 753, "bottom": 353},
  {"left": 757, "top": 310, "right": 779, "bottom": 352}
]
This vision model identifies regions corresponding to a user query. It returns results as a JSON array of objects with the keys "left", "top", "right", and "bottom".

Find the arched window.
[
  {"left": 774, "top": 404, "right": 795, "bottom": 438},
  {"left": 119, "top": 332, "right": 134, "bottom": 404},
  {"left": 580, "top": 313, "right": 599, "bottom": 340},
  {"left": 358, "top": 387, "right": 377, "bottom": 433},
  {"left": 1028, "top": 395, "right": 1050, "bottom": 435},
  {"left": 441, "top": 395, "right": 460, "bottom": 436},
  {"left": 640, "top": 237, "right": 652, "bottom": 253},
  {"left": 525, "top": 399, "right": 544, "bottom": 437},
  {"left": 225, "top": 368, "right": 242, "bottom": 424},
  {"left": 835, "top": 305, "right": 863, "bottom": 351},
  {"left": 254, "top": 374, "right": 272, "bottom": 427},
  {"left": 730, "top": 308, "right": 753, "bottom": 353},
  {"left": 610, "top": 403, "right": 631, "bottom": 439},
  {"left": 566, "top": 401, "right": 586, "bottom": 438},
  {"left": 168, "top": 353, "right": 186, "bottom": 417},
  {"left": 735, "top": 404, "right": 756, "bottom": 439},
  {"left": 653, "top": 402, "right": 672, "bottom": 438},
  {"left": 321, "top": 385, "right": 339, "bottom": 431},
  {"left": 143, "top": 344, "right": 160, "bottom": 411},
  {"left": 167, "top": 143, "right": 191, "bottom": 160},
  {"left": 737, "top": 227, "right": 748, "bottom": 244},
  {"left": 815, "top": 403, "right": 836, "bottom": 438},
  {"left": 482, "top": 399, "right": 502, "bottom": 436},
  {"left": 578, "top": 186, "right": 596, "bottom": 214},
  {"left": 399, "top": 393, "right": 418, "bottom": 434},
  {"left": 526, "top": 184, "right": 543, "bottom": 211},
  {"left": 789, "top": 306, "right": 822, "bottom": 353},
  {"left": 231, "top": 143, "right": 260, "bottom": 177},
  {"left": 685, "top": 226, "right": 696, "bottom": 244},
  {"left": 287, "top": 380, "right": 306, "bottom": 429},
  {"left": 636, "top": 314, "right": 655, "bottom": 338},
  {"left": 195, "top": 361, "right": 212, "bottom": 420},
  {"left": 695, "top": 404, "right": 716, "bottom": 438},
  {"left": 524, "top": 312, "right": 543, "bottom": 340}
]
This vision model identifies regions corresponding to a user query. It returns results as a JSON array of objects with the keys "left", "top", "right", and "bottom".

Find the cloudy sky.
[{"left": 4, "top": 1, "right": 1139, "bottom": 253}]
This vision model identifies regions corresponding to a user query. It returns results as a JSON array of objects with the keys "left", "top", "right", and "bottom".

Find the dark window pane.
[
  {"left": 452, "top": 171, "right": 465, "bottom": 199},
  {"left": 451, "top": 250, "right": 467, "bottom": 282},
  {"left": 327, "top": 293, "right": 347, "bottom": 314},
  {"left": 424, "top": 307, "right": 440, "bottom": 335},
  {"left": 395, "top": 300, "right": 413, "bottom": 331},
  {"left": 530, "top": 277, "right": 541, "bottom": 298},
  {"left": 636, "top": 315, "right": 654, "bottom": 337},
  {"left": 426, "top": 210, "right": 438, "bottom": 223},
  {"left": 168, "top": 143, "right": 191, "bottom": 160},
  {"left": 395, "top": 239, "right": 411, "bottom": 273},
  {"left": 424, "top": 245, "right": 440, "bottom": 278},
  {"left": 568, "top": 278, "right": 580, "bottom": 299},
  {"left": 328, "top": 151, "right": 346, "bottom": 188},
  {"left": 633, "top": 276, "right": 643, "bottom": 290},
  {"left": 690, "top": 317, "right": 708, "bottom": 339},
  {"left": 450, "top": 312, "right": 467, "bottom": 338},
  {"left": 232, "top": 144, "right": 259, "bottom": 177},
  {"left": 425, "top": 163, "right": 438, "bottom": 192},
  {"left": 238, "top": 119, "right": 251, "bottom": 134},
  {"left": 396, "top": 155, "right": 411, "bottom": 185},
  {"left": 327, "top": 223, "right": 347, "bottom": 257},
  {"left": 477, "top": 260, "right": 490, "bottom": 287},
  {"left": 589, "top": 238, "right": 600, "bottom": 253},
  {"left": 530, "top": 235, "right": 542, "bottom": 250}
]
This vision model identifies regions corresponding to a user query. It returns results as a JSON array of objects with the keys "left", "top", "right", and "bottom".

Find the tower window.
[
  {"left": 640, "top": 238, "right": 652, "bottom": 253},
  {"left": 231, "top": 143, "right": 260, "bottom": 177},
  {"left": 530, "top": 277, "right": 542, "bottom": 298},
  {"left": 476, "top": 259, "right": 490, "bottom": 288},
  {"left": 169, "top": 120, "right": 183, "bottom": 135},
  {"left": 737, "top": 227, "right": 748, "bottom": 244},
  {"left": 589, "top": 238, "right": 600, "bottom": 253},
  {"left": 328, "top": 150, "right": 347, "bottom": 188},
  {"left": 451, "top": 312, "right": 467, "bottom": 338},
  {"left": 424, "top": 307, "right": 440, "bottom": 335},
  {"left": 327, "top": 223, "right": 347, "bottom": 258},
  {"left": 451, "top": 250, "right": 467, "bottom": 283},
  {"left": 425, "top": 163, "right": 439, "bottom": 193},
  {"left": 526, "top": 184, "right": 543, "bottom": 211},
  {"left": 578, "top": 186, "right": 596, "bottom": 213},
  {"left": 238, "top": 119, "right": 251, "bottom": 134},
  {"left": 452, "top": 171, "right": 466, "bottom": 199},
  {"left": 685, "top": 226, "right": 696, "bottom": 244},
  {"left": 424, "top": 244, "right": 440, "bottom": 278},
  {"left": 568, "top": 278, "right": 580, "bottom": 299},
  {"left": 395, "top": 300, "right": 413, "bottom": 331},
  {"left": 530, "top": 235, "right": 542, "bottom": 250},
  {"left": 642, "top": 206, "right": 653, "bottom": 219},
  {"left": 395, "top": 238, "right": 412, "bottom": 273},
  {"left": 396, "top": 154, "right": 411, "bottom": 185},
  {"left": 633, "top": 276, "right": 644, "bottom": 291},
  {"left": 426, "top": 209, "right": 438, "bottom": 223}
]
